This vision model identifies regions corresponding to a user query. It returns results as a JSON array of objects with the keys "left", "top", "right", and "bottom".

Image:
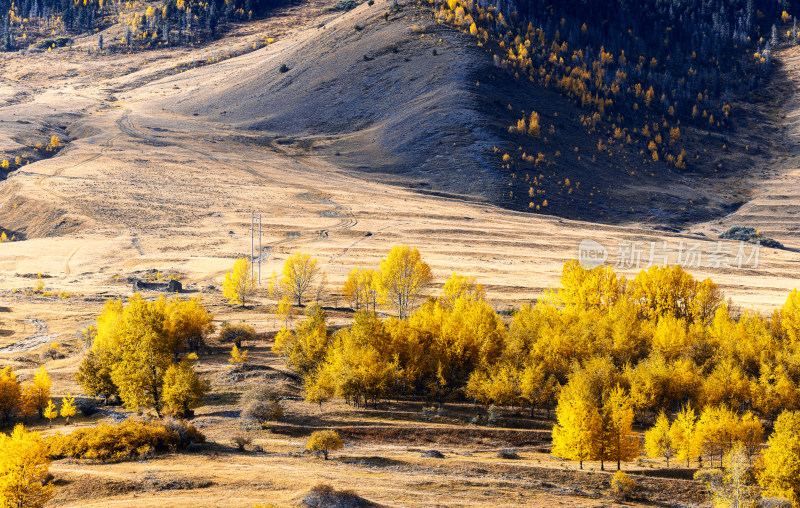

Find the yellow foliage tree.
[
  {"left": 22, "top": 367, "right": 51, "bottom": 419},
  {"left": 0, "top": 367, "right": 21, "bottom": 424},
  {"left": 82, "top": 295, "right": 210, "bottom": 416},
  {"left": 60, "top": 395, "right": 76, "bottom": 425},
  {"left": 440, "top": 272, "right": 485, "bottom": 308},
  {"left": 601, "top": 386, "right": 639, "bottom": 470},
  {"left": 528, "top": 111, "right": 541, "bottom": 138},
  {"left": 166, "top": 297, "right": 215, "bottom": 353},
  {"left": 378, "top": 246, "right": 433, "bottom": 319},
  {"left": 306, "top": 430, "right": 343, "bottom": 460},
  {"left": 645, "top": 412, "right": 674, "bottom": 466},
  {"left": 280, "top": 252, "right": 321, "bottom": 306},
  {"left": 43, "top": 400, "right": 57, "bottom": 428},
  {"left": 759, "top": 410, "right": 800, "bottom": 505},
  {"left": 162, "top": 355, "right": 209, "bottom": 417},
  {"left": 272, "top": 304, "right": 330, "bottom": 376},
  {"left": 551, "top": 378, "right": 603, "bottom": 470},
  {"left": 0, "top": 425, "right": 53, "bottom": 508},
  {"left": 223, "top": 258, "right": 256, "bottom": 307},
  {"left": 343, "top": 267, "right": 380, "bottom": 312},
  {"left": 228, "top": 345, "right": 249, "bottom": 370},
  {"left": 670, "top": 404, "right": 701, "bottom": 467}
]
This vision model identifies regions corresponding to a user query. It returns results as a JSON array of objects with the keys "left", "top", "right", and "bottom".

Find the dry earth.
[{"left": 1, "top": 0, "right": 800, "bottom": 505}]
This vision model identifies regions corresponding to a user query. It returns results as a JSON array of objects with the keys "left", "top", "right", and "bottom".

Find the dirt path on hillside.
[{"left": 0, "top": 318, "right": 58, "bottom": 353}]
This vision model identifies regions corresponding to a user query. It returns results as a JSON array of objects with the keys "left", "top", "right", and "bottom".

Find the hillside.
[{"left": 3, "top": 0, "right": 800, "bottom": 506}]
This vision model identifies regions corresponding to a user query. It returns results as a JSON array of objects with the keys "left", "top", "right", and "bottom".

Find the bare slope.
[
  {"left": 148, "top": 2, "right": 504, "bottom": 199},
  {"left": 146, "top": 0, "right": 770, "bottom": 225}
]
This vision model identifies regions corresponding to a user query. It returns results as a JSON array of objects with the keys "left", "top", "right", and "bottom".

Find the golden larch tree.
[
  {"left": 0, "top": 367, "right": 21, "bottom": 424},
  {"left": 306, "top": 430, "right": 343, "bottom": 460},
  {"left": 23, "top": 367, "right": 51, "bottom": 419},
  {"left": 759, "top": 410, "right": 800, "bottom": 506},
  {"left": 280, "top": 252, "right": 321, "bottom": 307},
  {"left": 43, "top": 401, "right": 57, "bottom": 428},
  {"left": 0, "top": 425, "right": 53, "bottom": 508},
  {"left": 602, "top": 386, "right": 640, "bottom": 470},
  {"left": 60, "top": 395, "right": 77, "bottom": 425},
  {"left": 223, "top": 258, "right": 256, "bottom": 307},
  {"left": 644, "top": 412, "right": 674, "bottom": 466},
  {"left": 669, "top": 404, "right": 701, "bottom": 467},
  {"left": 551, "top": 381, "right": 603, "bottom": 470},
  {"left": 162, "top": 355, "right": 209, "bottom": 417},
  {"left": 378, "top": 246, "right": 433, "bottom": 319}
]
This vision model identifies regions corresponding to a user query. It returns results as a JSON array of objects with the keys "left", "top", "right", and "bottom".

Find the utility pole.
[
  {"left": 250, "top": 211, "right": 254, "bottom": 280},
  {"left": 258, "top": 213, "right": 262, "bottom": 285}
]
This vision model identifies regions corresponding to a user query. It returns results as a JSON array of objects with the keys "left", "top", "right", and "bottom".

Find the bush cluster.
[{"left": 46, "top": 418, "right": 204, "bottom": 462}]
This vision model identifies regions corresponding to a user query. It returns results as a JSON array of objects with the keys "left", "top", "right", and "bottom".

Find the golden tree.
[
  {"left": 343, "top": 267, "right": 381, "bottom": 312},
  {"left": 22, "top": 367, "right": 51, "bottom": 419},
  {"left": 280, "top": 252, "right": 321, "bottom": 306},
  {"left": 440, "top": 272, "right": 485, "bottom": 308},
  {"left": 343, "top": 267, "right": 366, "bottom": 311},
  {"left": 0, "top": 425, "right": 53, "bottom": 508},
  {"left": 306, "top": 430, "right": 343, "bottom": 460},
  {"left": 80, "top": 295, "right": 210, "bottom": 416},
  {"left": 378, "top": 246, "right": 433, "bottom": 319},
  {"left": 60, "top": 395, "right": 76, "bottom": 425},
  {"left": 697, "top": 444, "right": 759, "bottom": 508},
  {"left": 759, "top": 410, "right": 800, "bottom": 505},
  {"left": 166, "top": 297, "right": 215, "bottom": 353},
  {"left": 275, "top": 295, "right": 295, "bottom": 328},
  {"left": 43, "top": 401, "right": 57, "bottom": 428},
  {"left": 162, "top": 355, "right": 209, "bottom": 417},
  {"left": 75, "top": 350, "right": 118, "bottom": 403},
  {"left": 223, "top": 258, "right": 256, "bottom": 307},
  {"left": 644, "top": 412, "right": 674, "bottom": 466},
  {"left": 0, "top": 367, "right": 21, "bottom": 424},
  {"left": 303, "top": 367, "right": 335, "bottom": 410},
  {"left": 551, "top": 379, "right": 603, "bottom": 470},
  {"left": 228, "top": 345, "right": 249, "bottom": 371},
  {"left": 601, "top": 386, "right": 640, "bottom": 470},
  {"left": 272, "top": 304, "right": 330, "bottom": 376},
  {"left": 670, "top": 404, "right": 701, "bottom": 467}
]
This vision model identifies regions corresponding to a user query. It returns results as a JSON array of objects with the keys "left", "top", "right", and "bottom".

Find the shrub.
[
  {"left": 219, "top": 323, "right": 257, "bottom": 348},
  {"left": 32, "top": 37, "right": 71, "bottom": 49},
  {"left": 720, "top": 225, "right": 784, "bottom": 249},
  {"left": 497, "top": 448, "right": 519, "bottom": 459},
  {"left": 279, "top": 64, "right": 289, "bottom": 73},
  {"left": 243, "top": 399, "right": 284, "bottom": 427},
  {"left": 232, "top": 434, "right": 252, "bottom": 452},
  {"left": 306, "top": 430, "right": 343, "bottom": 460},
  {"left": 610, "top": 470, "right": 636, "bottom": 501},
  {"left": 242, "top": 384, "right": 285, "bottom": 426},
  {"left": 46, "top": 418, "right": 204, "bottom": 462},
  {"left": 325, "top": 0, "right": 358, "bottom": 11},
  {"left": 301, "top": 484, "right": 368, "bottom": 508}
]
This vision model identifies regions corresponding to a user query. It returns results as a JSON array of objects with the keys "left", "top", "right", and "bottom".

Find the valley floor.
[{"left": 2, "top": 0, "right": 800, "bottom": 505}]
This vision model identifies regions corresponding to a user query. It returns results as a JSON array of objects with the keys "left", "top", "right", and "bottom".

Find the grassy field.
[{"left": 2, "top": 0, "right": 800, "bottom": 505}]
